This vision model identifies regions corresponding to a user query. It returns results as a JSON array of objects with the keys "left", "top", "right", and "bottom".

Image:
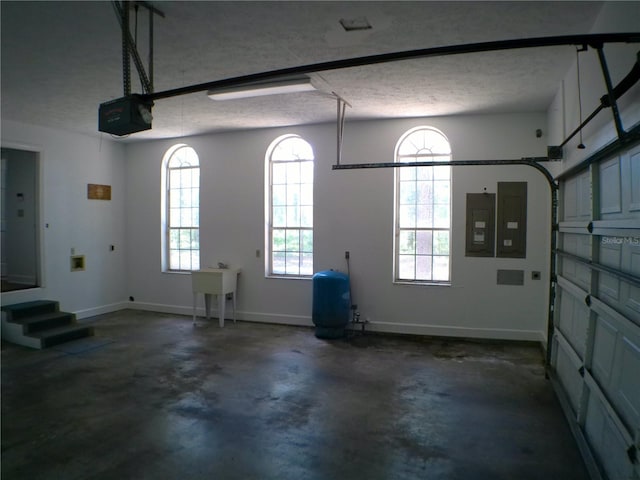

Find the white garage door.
[{"left": 553, "top": 143, "right": 640, "bottom": 480}]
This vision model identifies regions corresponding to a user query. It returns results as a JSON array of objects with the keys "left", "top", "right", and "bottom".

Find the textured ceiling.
[{"left": 0, "top": 1, "right": 610, "bottom": 141}]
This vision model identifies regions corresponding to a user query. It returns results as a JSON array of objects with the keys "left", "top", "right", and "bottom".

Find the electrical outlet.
[{"left": 345, "top": 251, "right": 350, "bottom": 259}]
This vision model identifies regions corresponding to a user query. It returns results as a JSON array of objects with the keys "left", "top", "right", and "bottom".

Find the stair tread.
[
  {"left": 11, "top": 311, "right": 73, "bottom": 325},
  {"left": 1, "top": 300, "right": 58, "bottom": 312},
  {"left": 29, "top": 324, "right": 93, "bottom": 339}
]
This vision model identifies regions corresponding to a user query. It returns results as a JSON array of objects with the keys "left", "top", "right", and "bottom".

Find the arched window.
[
  {"left": 162, "top": 144, "right": 200, "bottom": 272},
  {"left": 394, "top": 127, "right": 451, "bottom": 283},
  {"left": 265, "top": 135, "right": 314, "bottom": 277}
]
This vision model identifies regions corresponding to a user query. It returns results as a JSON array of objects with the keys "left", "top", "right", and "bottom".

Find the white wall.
[
  {"left": 1, "top": 120, "right": 127, "bottom": 318},
  {"left": 126, "top": 112, "right": 552, "bottom": 341},
  {"left": 547, "top": 2, "right": 640, "bottom": 175}
]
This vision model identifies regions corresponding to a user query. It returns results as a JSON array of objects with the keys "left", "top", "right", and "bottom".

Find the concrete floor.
[{"left": 2, "top": 310, "right": 588, "bottom": 480}]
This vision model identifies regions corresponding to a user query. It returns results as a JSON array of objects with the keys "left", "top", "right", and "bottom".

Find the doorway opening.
[{"left": 1, "top": 147, "right": 41, "bottom": 292}]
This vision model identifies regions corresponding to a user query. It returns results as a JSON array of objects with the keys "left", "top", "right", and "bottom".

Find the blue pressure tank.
[{"left": 312, "top": 270, "right": 351, "bottom": 339}]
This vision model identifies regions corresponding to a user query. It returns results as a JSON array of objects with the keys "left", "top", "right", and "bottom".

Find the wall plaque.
[{"left": 87, "top": 184, "right": 111, "bottom": 200}]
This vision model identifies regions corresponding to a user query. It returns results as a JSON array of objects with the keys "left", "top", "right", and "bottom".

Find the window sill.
[
  {"left": 162, "top": 270, "right": 192, "bottom": 275},
  {"left": 393, "top": 280, "right": 451, "bottom": 287},
  {"left": 266, "top": 274, "right": 313, "bottom": 281}
]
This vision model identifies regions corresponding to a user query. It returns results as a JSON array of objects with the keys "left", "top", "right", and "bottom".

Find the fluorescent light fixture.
[{"left": 207, "top": 76, "right": 316, "bottom": 101}]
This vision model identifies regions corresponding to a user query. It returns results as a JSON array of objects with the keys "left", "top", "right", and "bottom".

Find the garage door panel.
[
  {"left": 630, "top": 244, "right": 640, "bottom": 277},
  {"left": 564, "top": 176, "right": 578, "bottom": 219},
  {"left": 599, "top": 237, "right": 622, "bottom": 270},
  {"left": 598, "top": 241, "right": 623, "bottom": 305},
  {"left": 599, "top": 272, "right": 621, "bottom": 303},
  {"left": 600, "top": 156, "right": 622, "bottom": 217},
  {"left": 567, "top": 293, "right": 589, "bottom": 358},
  {"left": 556, "top": 142, "right": 638, "bottom": 480},
  {"left": 554, "top": 335, "right": 583, "bottom": 414},
  {"left": 624, "top": 283, "right": 640, "bottom": 319},
  {"left": 622, "top": 245, "right": 640, "bottom": 321},
  {"left": 584, "top": 393, "right": 635, "bottom": 480},
  {"left": 613, "top": 335, "right": 640, "bottom": 432},
  {"left": 592, "top": 315, "right": 618, "bottom": 387},
  {"left": 563, "top": 171, "right": 591, "bottom": 220},
  {"left": 557, "top": 289, "right": 575, "bottom": 335},
  {"left": 625, "top": 147, "right": 639, "bottom": 213},
  {"left": 580, "top": 172, "right": 592, "bottom": 218},
  {"left": 591, "top": 302, "right": 640, "bottom": 434},
  {"left": 561, "top": 259, "right": 592, "bottom": 291},
  {"left": 562, "top": 233, "right": 592, "bottom": 257},
  {"left": 601, "top": 242, "right": 640, "bottom": 324},
  {"left": 563, "top": 233, "right": 578, "bottom": 255},
  {"left": 560, "top": 234, "right": 592, "bottom": 290}
]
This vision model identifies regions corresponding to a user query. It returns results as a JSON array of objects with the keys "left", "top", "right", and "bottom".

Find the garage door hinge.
[{"left": 628, "top": 445, "right": 638, "bottom": 464}]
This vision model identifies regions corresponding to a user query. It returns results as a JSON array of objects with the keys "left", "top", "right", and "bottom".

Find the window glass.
[
  {"left": 394, "top": 127, "right": 451, "bottom": 283},
  {"left": 163, "top": 144, "right": 200, "bottom": 272},
  {"left": 267, "top": 135, "right": 314, "bottom": 277}
]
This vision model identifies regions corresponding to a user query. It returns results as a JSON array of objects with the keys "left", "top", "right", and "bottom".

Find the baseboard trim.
[
  {"left": 129, "top": 302, "right": 313, "bottom": 326},
  {"left": 74, "top": 302, "right": 129, "bottom": 320},
  {"left": 130, "top": 301, "right": 200, "bottom": 317},
  {"left": 365, "top": 321, "right": 545, "bottom": 342},
  {"left": 239, "top": 311, "right": 313, "bottom": 327},
  {"left": 126, "top": 302, "right": 543, "bottom": 341}
]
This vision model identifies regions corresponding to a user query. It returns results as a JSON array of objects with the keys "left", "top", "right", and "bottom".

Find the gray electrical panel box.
[
  {"left": 497, "top": 182, "right": 527, "bottom": 258},
  {"left": 466, "top": 193, "right": 495, "bottom": 257}
]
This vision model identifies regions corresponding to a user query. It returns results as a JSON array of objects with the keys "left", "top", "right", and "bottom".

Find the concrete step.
[
  {"left": 1, "top": 300, "right": 60, "bottom": 321},
  {"left": 2, "top": 300, "right": 94, "bottom": 349},
  {"left": 29, "top": 324, "right": 95, "bottom": 348},
  {"left": 16, "top": 311, "right": 76, "bottom": 334}
]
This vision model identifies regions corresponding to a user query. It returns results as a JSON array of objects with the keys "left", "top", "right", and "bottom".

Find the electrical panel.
[
  {"left": 465, "top": 193, "right": 495, "bottom": 257},
  {"left": 497, "top": 182, "right": 527, "bottom": 258}
]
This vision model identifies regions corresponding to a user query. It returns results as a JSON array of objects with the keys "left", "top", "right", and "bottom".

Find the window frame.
[
  {"left": 265, "top": 134, "right": 314, "bottom": 278},
  {"left": 161, "top": 143, "right": 200, "bottom": 273},
  {"left": 393, "top": 126, "right": 452, "bottom": 285}
]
